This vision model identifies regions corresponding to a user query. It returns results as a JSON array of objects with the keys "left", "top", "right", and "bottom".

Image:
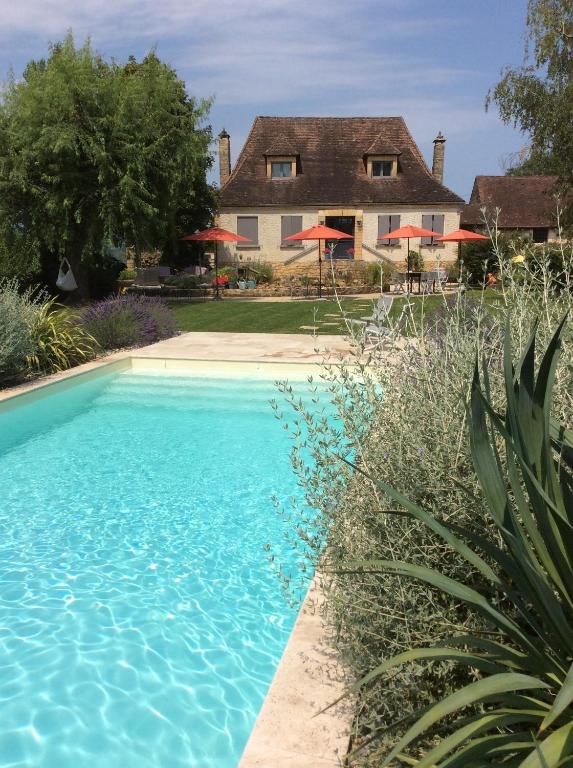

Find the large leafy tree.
[
  {"left": 488, "top": 0, "right": 573, "bottom": 193},
  {"left": 0, "top": 34, "right": 215, "bottom": 295}
]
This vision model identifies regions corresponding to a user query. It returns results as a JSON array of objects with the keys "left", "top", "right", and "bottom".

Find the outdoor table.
[{"left": 407, "top": 271, "right": 422, "bottom": 293}]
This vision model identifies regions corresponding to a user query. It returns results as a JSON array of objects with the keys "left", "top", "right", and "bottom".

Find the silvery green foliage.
[
  {"left": 274, "top": 232, "right": 573, "bottom": 762},
  {"left": 0, "top": 279, "right": 38, "bottom": 382}
]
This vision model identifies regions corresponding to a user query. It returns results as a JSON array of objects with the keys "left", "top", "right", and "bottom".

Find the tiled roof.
[
  {"left": 220, "top": 116, "right": 463, "bottom": 207},
  {"left": 264, "top": 136, "right": 299, "bottom": 156},
  {"left": 365, "top": 133, "right": 401, "bottom": 156},
  {"left": 461, "top": 175, "right": 562, "bottom": 229}
]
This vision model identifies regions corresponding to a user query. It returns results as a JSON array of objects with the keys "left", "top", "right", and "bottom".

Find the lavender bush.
[{"left": 81, "top": 294, "right": 176, "bottom": 350}]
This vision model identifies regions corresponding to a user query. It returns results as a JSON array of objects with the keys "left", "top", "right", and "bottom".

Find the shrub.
[
  {"left": 351, "top": 321, "right": 573, "bottom": 766},
  {"left": 27, "top": 297, "right": 99, "bottom": 374},
  {"left": 81, "top": 295, "right": 176, "bottom": 350},
  {"left": 217, "top": 266, "right": 238, "bottom": 280},
  {"left": 118, "top": 268, "right": 137, "bottom": 281},
  {"left": 459, "top": 231, "right": 530, "bottom": 285},
  {"left": 0, "top": 224, "right": 41, "bottom": 283},
  {"left": 273, "top": 234, "right": 573, "bottom": 761},
  {"left": 408, "top": 249, "right": 424, "bottom": 271},
  {"left": 364, "top": 262, "right": 392, "bottom": 289},
  {"left": 255, "top": 262, "right": 274, "bottom": 284},
  {"left": 164, "top": 274, "right": 203, "bottom": 289},
  {"left": 0, "top": 279, "right": 37, "bottom": 382}
]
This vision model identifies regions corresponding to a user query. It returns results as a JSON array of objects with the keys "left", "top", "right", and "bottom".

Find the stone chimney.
[
  {"left": 432, "top": 131, "right": 446, "bottom": 184},
  {"left": 218, "top": 129, "right": 231, "bottom": 187}
]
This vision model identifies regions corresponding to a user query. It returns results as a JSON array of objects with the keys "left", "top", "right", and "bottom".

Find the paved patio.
[{"left": 134, "top": 331, "right": 352, "bottom": 363}]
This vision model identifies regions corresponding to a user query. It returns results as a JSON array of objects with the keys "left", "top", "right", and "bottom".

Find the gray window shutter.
[
  {"left": 390, "top": 214, "right": 400, "bottom": 245},
  {"left": 421, "top": 214, "right": 433, "bottom": 245},
  {"left": 378, "top": 214, "right": 401, "bottom": 245},
  {"left": 237, "top": 216, "right": 258, "bottom": 244},
  {"left": 378, "top": 215, "right": 391, "bottom": 245},
  {"left": 281, "top": 215, "right": 302, "bottom": 245},
  {"left": 433, "top": 215, "right": 444, "bottom": 239}
]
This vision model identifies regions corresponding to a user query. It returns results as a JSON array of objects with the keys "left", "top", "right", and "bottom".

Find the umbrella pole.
[
  {"left": 214, "top": 239, "right": 221, "bottom": 301},
  {"left": 318, "top": 240, "right": 322, "bottom": 299},
  {"left": 406, "top": 237, "right": 411, "bottom": 295}
]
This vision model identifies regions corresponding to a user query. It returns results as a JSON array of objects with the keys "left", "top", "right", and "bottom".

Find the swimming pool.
[{"left": 0, "top": 365, "right": 317, "bottom": 767}]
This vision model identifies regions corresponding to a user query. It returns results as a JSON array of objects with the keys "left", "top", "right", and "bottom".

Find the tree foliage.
[
  {"left": 488, "top": 0, "right": 573, "bottom": 190},
  {"left": 0, "top": 34, "right": 215, "bottom": 294}
]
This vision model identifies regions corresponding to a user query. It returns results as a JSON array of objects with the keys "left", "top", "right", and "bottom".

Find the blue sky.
[{"left": 0, "top": 0, "right": 530, "bottom": 200}]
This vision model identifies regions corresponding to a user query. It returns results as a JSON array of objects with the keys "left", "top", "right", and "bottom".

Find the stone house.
[
  {"left": 461, "top": 175, "right": 563, "bottom": 242},
  {"left": 216, "top": 117, "right": 464, "bottom": 275}
]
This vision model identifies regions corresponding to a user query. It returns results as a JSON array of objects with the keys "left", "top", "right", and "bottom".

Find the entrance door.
[{"left": 324, "top": 216, "right": 355, "bottom": 260}]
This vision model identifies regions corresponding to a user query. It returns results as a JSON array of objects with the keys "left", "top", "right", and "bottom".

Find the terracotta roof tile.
[
  {"left": 461, "top": 176, "right": 562, "bottom": 228},
  {"left": 264, "top": 136, "right": 299, "bottom": 156},
  {"left": 220, "top": 116, "right": 463, "bottom": 207},
  {"left": 365, "top": 133, "right": 401, "bottom": 156}
]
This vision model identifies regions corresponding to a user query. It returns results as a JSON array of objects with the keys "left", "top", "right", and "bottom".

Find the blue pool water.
[{"left": 0, "top": 369, "right": 317, "bottom": 767}]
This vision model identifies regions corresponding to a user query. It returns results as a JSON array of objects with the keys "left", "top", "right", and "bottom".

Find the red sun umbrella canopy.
[
  {"left": 181, "top": 226, "right": 251, "bottom": 243},
  {"left": 379, "top": 224, "right": 439, "bottom": 241},
  {"left": 285, "top": 224, "right": 353, "bottom": 242},
  {"left": 434, "top": 229, "right": 488, "bottom": 243}
]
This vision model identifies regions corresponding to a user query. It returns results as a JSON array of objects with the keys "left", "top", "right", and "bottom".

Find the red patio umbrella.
[
  {"left": 181, "top": 227, "right": 250, "bottom": 300},
  {"left": 434, "top": 228, "right": 489, "bottom": 268},
  {"left": 378, "top": 224, "right": 440, "bottom": 293},
  {"left": 285, "top": 224, "right": 353, "bottom": 298}
]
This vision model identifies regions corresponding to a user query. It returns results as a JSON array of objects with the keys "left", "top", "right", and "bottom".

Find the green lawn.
[
  {"left": 170, "top": 291, "right": 498, "bottom": 335},
  {"left": 171, "top": 299, "right": 373, "bottom": 334}
]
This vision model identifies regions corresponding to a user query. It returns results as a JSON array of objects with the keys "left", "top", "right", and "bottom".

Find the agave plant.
[
  {"left": 340, "top": 317, "right": 573, "bottom": 767},
  {"left": 27, "top": 297, "right": 99, "bottom": 374}
]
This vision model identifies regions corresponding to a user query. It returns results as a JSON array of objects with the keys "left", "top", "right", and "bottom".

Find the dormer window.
[
  {"left": 364, "top": 134, "right": 401, "bottom": 179},
  {"left": 264, "top": 137, "right": 299, "bottom": 180},
  {"left": 372, "top": 160, "right": 393, "bottom": 177},
  {"left": 271, "top": 161, "right": 292, "bottom": 178},
  {"left": 367, "top": 154, "right": 399, "bottom": 178},
  {"left": 266, "top": 155, "right": 297, "bottom": 179}
]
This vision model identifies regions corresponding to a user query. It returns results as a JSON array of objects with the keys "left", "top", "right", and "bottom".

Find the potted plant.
[{"left": 118, "top": 268, "right": 137, "bottom": 288}]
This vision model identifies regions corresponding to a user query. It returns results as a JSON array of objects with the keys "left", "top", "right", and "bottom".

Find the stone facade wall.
[
  {"left": 361, "top": 204, "right": 460, "bottom": 267},
  {"left": 218, "top": 204, "right": 461, "bottom": 268}
]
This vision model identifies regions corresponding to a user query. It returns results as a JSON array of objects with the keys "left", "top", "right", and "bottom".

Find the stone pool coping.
[
  {"left": 239, "top": 576, "right": 352, "bottom": 767},
  {"left": 0, "top": 331, "right": 355, "bottom": 767}
]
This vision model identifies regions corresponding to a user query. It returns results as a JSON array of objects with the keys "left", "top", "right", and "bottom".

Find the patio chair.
[
  {"left": 390, "top": 271, "right": 407, "bottom": 293},
  {"left": 362, "top": 298, "right": 412, "bottom": 350},
  {"left": 436, "top": 269, "right": 449, "bottom": 290},
  {"left": 421, "top": 271, "right": 434, "bottom": 294},
  {"left": 348, "top": 295, "right": 394, "bottom": 335}
]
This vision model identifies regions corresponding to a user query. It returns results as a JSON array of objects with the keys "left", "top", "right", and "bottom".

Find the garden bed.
[{"left": 127, "top": 284, "right": 379, "bottom": 299}]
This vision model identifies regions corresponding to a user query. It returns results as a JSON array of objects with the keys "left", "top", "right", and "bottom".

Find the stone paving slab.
[
  {"left": 239, "top": 578, "right": 352, "bottom": 768},
  {"left": 134, "top": 331, "right": 352, "bottom": 363}
]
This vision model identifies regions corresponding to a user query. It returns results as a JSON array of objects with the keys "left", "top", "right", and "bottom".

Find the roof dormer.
[
  {"left": 364, "top": 134, "right": 401, "bottom": 178},
  {"left": 264, "top": 137, "right": 298, "bottom": 179}
]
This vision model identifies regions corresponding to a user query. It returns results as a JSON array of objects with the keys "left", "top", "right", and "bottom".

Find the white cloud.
[{"left": 0, "top": 0, "right": 522, "bottom": 197}]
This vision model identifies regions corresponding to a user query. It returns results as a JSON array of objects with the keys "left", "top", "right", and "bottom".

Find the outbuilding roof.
[{"left": 461, "top": 175, "right": 562, "bottom": 229}]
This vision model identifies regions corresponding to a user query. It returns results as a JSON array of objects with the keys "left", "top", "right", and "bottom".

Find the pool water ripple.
[{"left": 0, "top": 371, "right": 317, "bottom": 767}]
